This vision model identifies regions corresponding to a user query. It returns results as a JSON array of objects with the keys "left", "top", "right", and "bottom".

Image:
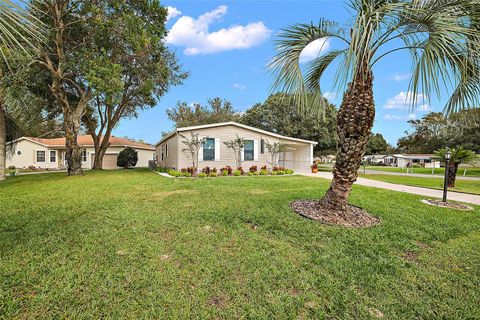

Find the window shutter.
[
  {"left": 33, "top": 150, "right": 36, "bottom": 162},
  {"left": 214, "top": 138, "right": 220, "bottom": 161},
  {"left": 240, "top": 147, "right": 244, "bottom": 161},
  {"left": 253, "top": 140, "right": 258, "bottom": 161},
  {"left": 198, "top": 141, "right": 204, "bottom": 162}
]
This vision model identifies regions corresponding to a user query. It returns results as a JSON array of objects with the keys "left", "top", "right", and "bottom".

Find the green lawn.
[
  {"left": 1, "top": 170, "right": 479, "bottom": 318},
  {"left": 364, "top": 166, "right": 480, "bottom": 177},
  {"left": 360, "top": 174, "right": 480, "bottom": 195}
]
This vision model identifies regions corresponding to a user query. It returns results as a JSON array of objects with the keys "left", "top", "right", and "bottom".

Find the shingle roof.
[{"left": 24, "top": 135, "right": 155, "bottom": 150}]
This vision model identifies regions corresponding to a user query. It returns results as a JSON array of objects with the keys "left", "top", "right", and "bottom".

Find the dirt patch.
[
  {"left": 207, "top": 294, "right": 229, "bottom": 308},
  {"left": 289, "top": 200, "right": 380, "bottom": 228},
  {"left": 421, "top": 199, "right": 473, "bottom": 211},
  {"left": 402, "top": 250, "right": 419, "bottom": 262}
]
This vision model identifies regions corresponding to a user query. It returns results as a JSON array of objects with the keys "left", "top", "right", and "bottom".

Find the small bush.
[
  {"left": 233, "top": 170, "right": 242, "bottom": 176},
  {"left": 260, "top": 165, "right": 267, "bottom": 171},
  {"left": 117, "top": 147, "right": 138, "bottom": 168},
  {"left": 252, "top": 171, "right": 260, "bottom": 176},
  {"left": 221, "top": 170, "right": 229, "bottom": 176},
  {"left": 28, "top": 165, "right": 36, "bottom": 171},
  {"left": 167, "top": 169, "right": 181, "bottom": 177},
  {"left": 202, "top": 166, "right": 211, "bottom": 174},
  {"left": 182, "top": 172, "right": 192, "bottom": 177},
  {"left": 198, "top": 173, "right": 207, "bottom": 178},
  {"left": 249, "top": 165, "right": 257, "bottom": 173},
  {"left": 285, "top": 169, "right": 294, "bottom": 174},
  {"left": 237, "top": 167, "right": 244, "bottom": 175},
  {"left": 209, "top": 172, "right": 218, "bottom": 177},
  {"left": 220, "top": 166, "right": 232, "bottom": 175},
  {"left": 271, "top": 171, "right": 278, "bottom": 175},
  {"left": 156, "top": 166, "right": 168, "bottom": 173},
  {"left": 8, "top": 165, "right": 15, "bottom": 170},
  {"left": 247, "top": 172, "right": 254, "bottom": 176},
  {"left": 259, "top": 169, "right": 268, "bottom": 175},
  {"left": 276, "top": 170, "right": 285, "bottom": 175}
]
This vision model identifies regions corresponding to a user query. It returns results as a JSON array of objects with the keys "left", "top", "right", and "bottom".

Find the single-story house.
[
  {"left": 363, "top": 153, "right": 441, "bottom": 168},
  {"left": 6, "top": 135, "right": 156, "bottom": 170},
  {"left": 156, "top": 122, "right": 317, "bottom": 172},
  {"left": 389, "top": 154, "right": 441, "bottom": 168}
]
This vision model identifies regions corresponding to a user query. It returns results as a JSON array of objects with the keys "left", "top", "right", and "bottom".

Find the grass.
[
  {"left": 1, "top": 169, "right": 479, "bottom": 318},
  {"left": 364, "top": 166, "right": 480, "bottom": 177},
  {"left": 359, "top": 174, "right": 480, "bottom": 195}
]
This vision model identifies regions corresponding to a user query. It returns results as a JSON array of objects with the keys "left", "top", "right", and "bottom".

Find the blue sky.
[{"left": 113, "top": 0, "right": 444, "bottom": 146}]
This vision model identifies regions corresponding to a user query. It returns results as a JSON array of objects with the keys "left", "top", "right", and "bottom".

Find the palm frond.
[{"left": 268, "top": 19, "right": 348, "bottom": 113}]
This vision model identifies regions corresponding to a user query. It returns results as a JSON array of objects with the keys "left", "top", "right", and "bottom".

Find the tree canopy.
[
  {"left": 397, "top": 110, "right": 480, "bottom": 153},
  {"left": 240, "top": 93, "right": 337, "bottom": 154},
  {"left": 365, "top": 133, "right": 389, "bottom": 155},
  {"left": 167, "top": 98, "right": 240, "bottom": 128}
]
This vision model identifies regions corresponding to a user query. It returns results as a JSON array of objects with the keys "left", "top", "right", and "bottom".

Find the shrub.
[
  {"left": 273, "top": 166, "right": 285, "bottom": 172},
  {"left": 247, "top": 171, "right": 254, "bottom": 176},
  {"left": 286, "top": 169, "right": 294, "bottom": 174},
  {"left": 271, "top": 171, "right": 278, "bottom": 175},
  {"left": 167, "top": 169, "right": 181, "bottom": 177},
  {"left": 233, "top": 170, "right": 242, "bottom": 176},
  {"left": 252, "top": 171, "right": 260, "bottom": 176},
  {"left": 276, "top": 170, "right": 286, "bottom": 175},
  {"left": 249, "top": 165, "right": 257, "bottom": 173},
  {"left": 182, "top": 172, "right": 192, "bottom": 177},
  {"left": 202, "top": 166, "right": 211, "bottom": 174},
  {"left": 28, "top": 165, "right": 36, "bottom": 171},
  {"left": 156, "top": 166, "right": 167, "bottom": 173},
  {"left": 8, "top": 165, "right": 15, "bottom": 170},
  {"left": 221, "top": 170, "right": 229, "bottom": 176},
  {"left": 237, "top": 167, "right": 244, "bottom": 175},
  {"left": 117, "top": 147, "right": 138, "bottom": 168},
  {"left": 209, "top": 172, "right": 218, "bottom": 177},
  {"left": 198, "top": 173, "right": 207, "bottom": 178},
  {"left": 259, "top": 169, "right": 268, "bottom": 175},
  {"left": 260, "top": 165, "right": 267, "bottom": 171},
  {"left": 220, "top": 166, "right": 233, "bottom": 175}
]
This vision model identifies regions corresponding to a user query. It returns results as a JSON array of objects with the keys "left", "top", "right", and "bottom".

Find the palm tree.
[
  {"left": 434, "top": 147, "right": 477, "bottom": 188},
  {"left": 270, "top": 0, "right": 480, "bottom": 212},
  {"left": 0, "top": 0, "right": 43, "bottom": 181}
]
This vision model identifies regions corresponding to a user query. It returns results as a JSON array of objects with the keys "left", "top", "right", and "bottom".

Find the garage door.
[{"left": 102, "top": 154, "right": 118, "bottom": 169}]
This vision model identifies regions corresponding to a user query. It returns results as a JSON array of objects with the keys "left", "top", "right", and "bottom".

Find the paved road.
[{"left": 302, "top": 172, "right": 480, "bottom": 206}]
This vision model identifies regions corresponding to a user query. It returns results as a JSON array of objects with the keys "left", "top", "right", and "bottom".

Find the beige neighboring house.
[
  {"left": 156, "top": 122, "right": 317, "bottom": 172},
  {"left": 6, "top": 135, "right": 156, "bottom": 170}
]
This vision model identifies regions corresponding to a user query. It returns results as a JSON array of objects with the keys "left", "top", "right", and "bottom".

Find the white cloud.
[
  {"left": 299, "top": 38, "right": 331, "bottom": 63},
  {"left": 322, "top": 91, "right": 337, "bottom": 100},
  {"left": 166, "top": 7, "right": 182, "bottom": 22},
  {"left": 166, "top": 5, "right": 271, "bottom": 55},
  {"left": 233, "top": 83, "right": 246, "bottom": 90},
  {"left": 384, "top": 113, "right": 417, "bottom": 121},
  {"left": 388, "top": 72, "right": 412, "bottom": 81},
  {"left": 384, "top": 91, "right": 430, "bottom": 111}
]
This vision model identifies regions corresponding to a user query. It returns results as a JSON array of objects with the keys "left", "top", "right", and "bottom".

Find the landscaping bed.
[{"left": 154, "top": 165, "right": 294, "bottom": 178}]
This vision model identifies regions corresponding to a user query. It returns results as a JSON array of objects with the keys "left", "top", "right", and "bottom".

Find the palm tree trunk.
[
  {"left": 319, "top": 70, "right": 375, "bottom": 211},
  {"left": 447, "top": 162, "right": 458, "bottom": 188},
  {"left": 0, "top": 105, "right": 6, "bottom": 181}
]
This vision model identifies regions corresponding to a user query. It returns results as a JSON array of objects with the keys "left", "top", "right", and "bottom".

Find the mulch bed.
[
  {"left": 421, "top": 199, "right": 473, "bottom": 211},
  {"left": 289, "top": 200, "right": 380, "bottom": 228}
]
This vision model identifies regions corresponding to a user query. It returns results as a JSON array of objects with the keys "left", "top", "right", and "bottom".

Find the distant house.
[
  {"left": 363, "top": 153, "right": 441, "bottom": 168},
  {"left": 156, "top": 122, "right": 317, "bottom": 172},
  {"left": 6, "top": 136, "right": 156, "bottom": 170}
]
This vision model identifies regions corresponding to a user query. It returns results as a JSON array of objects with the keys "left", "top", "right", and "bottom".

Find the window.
[
  {"left": 50, "top": 150, "right": 56, "bottom": 163},
  {"left": 82, "top": 150, "right": 87, "bottom": 162},
  {"left": 165, "top": 144, "right": 168, "bottom": 158},
  {"left": 244, "top": 140, "right": 254, "bottom": 161},
  {"left": 260, "top": 139, "right": 265, "bottom": 154},
  {"left": 36, "top": 150, "right": 46, "bottom": 162},
  {"left": 203, "top": 138, "right": 215, "bottom": 161}
]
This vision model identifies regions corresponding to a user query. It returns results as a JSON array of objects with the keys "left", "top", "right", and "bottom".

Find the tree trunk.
[
  {"left": 0, "top": 105, "right": 6, "bottom": 181},
  {"left": 319, "top": 70, "right": 375, "bottom": 211},
  {"left": 64, "top": 110, "right": 83, "bottom": 176},
  {"left": 447, "top": 162, "right": 458, "bottom": 188},
  {"left": 91, "top": 131, "right": 112, "bottom": 170}
]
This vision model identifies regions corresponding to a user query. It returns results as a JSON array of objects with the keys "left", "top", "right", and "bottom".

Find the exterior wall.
[
  {"left": 156, "top": 134, "right": 178, "bottom": 169},
  {"left": 165, "top": 125, "right": 313, "bottom": 172},
  {"left": 7, "top": 139, "right": 154, "bottom": 170},
  {"left": 6, "top": 140, "right": 59, "bottom": 169}
]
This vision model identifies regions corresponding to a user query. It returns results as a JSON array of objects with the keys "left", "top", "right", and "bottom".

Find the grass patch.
[
  {"left": 1, "top": 169, "right": 479, "bottom": 318},
  {"left": 363, "top": 166, "right": 480, "bottom": 177},
  {"left": 360, "top": 174, "right": 480, "bottom": 195}
]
